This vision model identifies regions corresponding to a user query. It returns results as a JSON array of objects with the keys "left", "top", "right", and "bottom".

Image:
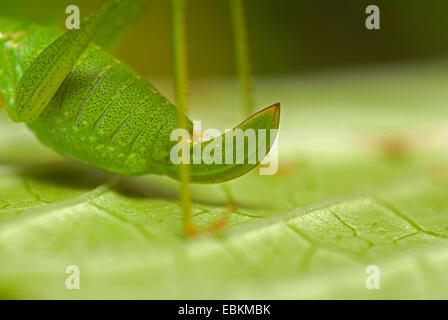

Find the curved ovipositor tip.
[{"left": 166, "top": 103, "right": 280, "bottom": 184}]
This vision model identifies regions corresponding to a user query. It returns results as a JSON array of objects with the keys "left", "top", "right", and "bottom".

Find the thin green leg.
[
  {"left": 10, "top": 0, "right": 151, "bottom": 124},
  {"left": 170, "top": 0, "right": 194, "bottom": 236},
  {"left": 230, "top": 0, "right": 254, "bottom": 117},
  {"left": 12, "top": 0, "right": 123, "bottom": 123},
  {"left": 224, "top": 0, "right": 255, "bottom": 212}
]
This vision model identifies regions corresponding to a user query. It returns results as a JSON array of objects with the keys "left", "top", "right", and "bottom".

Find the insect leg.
[
  {"left": 170, "top": 0, "right": 194, "bottom": 236},
  {"left": 220, "top": 0, "right": 255, "bottom": 214},
  {"left": 230, "top": 0, "right": 254, "bottom": 117},
  {"left": 10, "top": 0, "right": 123, "bottom": 123}
]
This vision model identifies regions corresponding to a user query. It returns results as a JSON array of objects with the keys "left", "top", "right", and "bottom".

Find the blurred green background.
[{"left": 1, "top": 0, "right": 448, "bottom": 78}]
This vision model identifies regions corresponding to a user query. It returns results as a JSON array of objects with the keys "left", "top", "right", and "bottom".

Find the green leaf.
[{"left": 1, "top": 61, "right": 448, "bottom": 298}]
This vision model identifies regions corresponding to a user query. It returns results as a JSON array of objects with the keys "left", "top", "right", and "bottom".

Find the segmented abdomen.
[
  {"left": 29, "top": 45, "right": 185, "bottom": 176},
  {"left": 0, "top": 17, "right": 190, "bottom": 176}
]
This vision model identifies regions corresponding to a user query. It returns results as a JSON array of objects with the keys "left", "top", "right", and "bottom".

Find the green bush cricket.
[{"left": 0, "top": 0, "right": 280, "bottom": 235}]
